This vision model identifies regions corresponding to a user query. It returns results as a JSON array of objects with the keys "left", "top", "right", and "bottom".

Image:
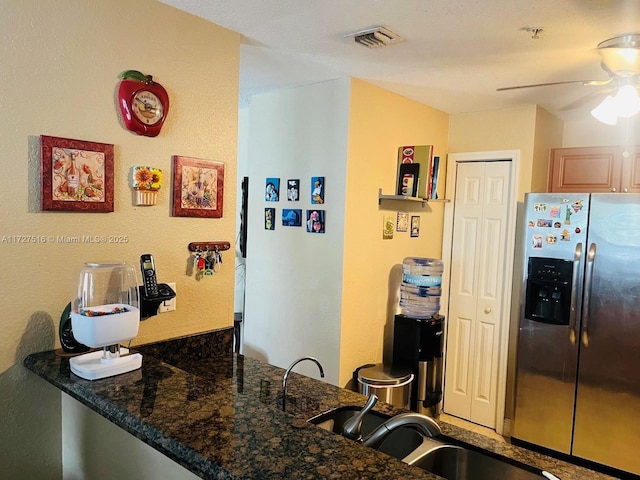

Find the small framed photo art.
[
  {"left": 282, "top": 209, "right": 302, "bottom": 227},
  {"left": 397, "top": 211, "right": 409, "bottom": 232},
  {"left": 172, "top": 156, "right": 224, "bottom": 218},
  {"left": 40, "top": 135, "right": 114, "bottom": 212},
  {"left": 306, "top": 210, "right": 325, "bottom": 233},
  {"left": 265, "top": 207, "right": 275, "bottom": 230},
  {"left": 286, "top": 179, "right": 300, "bottom": 201},
  {"left": 311, "top": 176, "right": 324, "bottom": 204},
  {"left": 383, "top": 215, "right": 394, "bottom": 240},
  {"left": 265, "top": 178, "right": 280, "bottom": 201},
  {"left": 411, "top": 216, "right": 421, "bottom": 237}
]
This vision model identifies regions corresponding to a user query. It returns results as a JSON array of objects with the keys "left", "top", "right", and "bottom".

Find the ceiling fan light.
[
  {"left": 591, "top": 95, "right": 618, "bottom": 125},
  {"left": 613, "top": 84, "right": 640, "bottom": 118},
  {"left": 597, "top": 34, "right": 640, "bottom": 76}
]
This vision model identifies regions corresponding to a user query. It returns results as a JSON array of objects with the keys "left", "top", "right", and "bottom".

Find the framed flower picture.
[
  {"left": 172, "top": 156, "right": 224, "bottom": 218},
  {"left": 40, "top": 135, "right": 114, "bottom": 212}
]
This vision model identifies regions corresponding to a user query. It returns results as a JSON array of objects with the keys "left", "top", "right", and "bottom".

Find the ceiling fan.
[
  {"left": 497, "top": 33, "right": 640, "bottom": 93},
  {"left": 497, "top": 34, "right": 640, "bottom": 124}
]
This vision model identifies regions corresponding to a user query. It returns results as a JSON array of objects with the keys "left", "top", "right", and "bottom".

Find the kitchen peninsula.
[{"left": 24, "top": 329, "right": 614, "bottom": 480}]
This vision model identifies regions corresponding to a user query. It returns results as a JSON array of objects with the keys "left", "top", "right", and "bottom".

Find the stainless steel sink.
[
  {"left": 309, "top": 407, "right": 552, "bottom": 480},
  {"left": 407, "top": 443, "right": 545, "bottom": 480},
  {"left": 308, "top": 406, "right": 426, "bottom": 460}
]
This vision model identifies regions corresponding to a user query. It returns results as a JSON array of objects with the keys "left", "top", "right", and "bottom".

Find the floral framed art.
[
  {"left": 41, "top": 135, "right": 114, "bottom": 212},
  {"left": 172, "top": 156, "right": 224, "bottom": 218}
]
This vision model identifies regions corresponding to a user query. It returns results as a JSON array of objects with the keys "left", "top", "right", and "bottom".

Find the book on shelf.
[
  {"left": 397, "top": 145, "right": 440, "bottom": 200},
  {"left": 397, "top": 145, "right": 433, "bottom": 199},
  {"left": 429, "top": 156, "right": 440, "bottom": 200}
]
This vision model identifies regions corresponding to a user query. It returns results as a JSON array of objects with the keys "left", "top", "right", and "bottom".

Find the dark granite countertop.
[{"left": 24, "top": 329, "right": 617, "bottom": 480}]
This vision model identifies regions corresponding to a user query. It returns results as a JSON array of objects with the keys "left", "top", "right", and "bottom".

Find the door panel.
[
  {"left": 548, "top": 147, "right": 620, "bottom": 193},
  {"left": 621, "top": 148, "right": 640, "bottom": 193},
  {"left": 444, "top": 161, "right": 511, "bottom": 428},
  {"left": 572, "top": 194, "right": 640, "bottom": 475},
  {"left": 449, "top": 316, "right": 472, "bottom": 399}
]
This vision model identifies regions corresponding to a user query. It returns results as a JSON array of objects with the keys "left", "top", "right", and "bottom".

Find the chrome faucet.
[
  {"left": 342, "top": 393, "right": 378, "bottom": 440},
  {"left": 361, "top": 412, "right": 442, "bottom": 448},
  {"left": 281, "top": 357, "right": 325, "bottom": 411}
]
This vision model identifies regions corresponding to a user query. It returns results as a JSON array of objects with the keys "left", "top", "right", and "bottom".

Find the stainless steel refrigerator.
[{"left": 512, "top": 192, "right": 640, "bottom": 476}]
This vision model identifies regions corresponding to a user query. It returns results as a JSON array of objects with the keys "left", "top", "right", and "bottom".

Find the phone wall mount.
[
  {"left": 139, "top": 283, "right": 176, "bottom": 319},
  {"left": 59, "top": 302, "right": 91, "bottom": 354}
]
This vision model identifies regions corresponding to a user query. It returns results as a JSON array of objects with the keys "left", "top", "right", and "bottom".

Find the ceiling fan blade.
[{"left": 497, "top": 79, "right": 612, "bottom": 91}]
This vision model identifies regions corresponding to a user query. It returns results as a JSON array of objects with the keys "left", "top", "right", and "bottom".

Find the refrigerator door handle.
[
  {"left": 569, "top": 242, "right": 582, "bottom": 344},
  {"left": 582, "top": 243, "right": 597, "bottom": 347}
]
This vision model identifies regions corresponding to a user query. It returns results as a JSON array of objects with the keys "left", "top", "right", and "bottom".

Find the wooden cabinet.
[{"left": 548, "top": 146, "right": 640, "bottom": 193}]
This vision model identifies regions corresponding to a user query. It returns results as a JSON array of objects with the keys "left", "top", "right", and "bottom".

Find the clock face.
[{"left": 132, "top": 90, "right": 164, "bottom": 125}]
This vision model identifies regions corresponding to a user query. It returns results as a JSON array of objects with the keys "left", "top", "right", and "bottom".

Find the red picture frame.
[
  {"left": 41, "top": 135, "right": 114, "bottom": 212},
  {"left": 172, "top": 156, "right": 224, "bottom": 218}
]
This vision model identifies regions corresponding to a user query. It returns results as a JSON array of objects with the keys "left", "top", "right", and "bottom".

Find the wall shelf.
[{"left": 378, "top": 189, "right": 449, "bottom": 207}]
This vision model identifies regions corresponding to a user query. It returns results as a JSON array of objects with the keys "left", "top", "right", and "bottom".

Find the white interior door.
[{"left": 443, "top": 160, "right": 511, "bottom": 429}]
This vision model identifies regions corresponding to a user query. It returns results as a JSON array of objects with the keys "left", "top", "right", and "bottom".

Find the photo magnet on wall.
[
  {"left": 397, "top": 163, "right": 419, "bottom": 197},
  {"left": 282, "top": 209, "right": 302, "bottom": 227},
  {"left": 265, "top": 207, "right": 275, "bottom": 230}
]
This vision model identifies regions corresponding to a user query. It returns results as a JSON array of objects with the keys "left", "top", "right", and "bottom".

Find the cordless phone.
[{"left": 140, "top": 254, "right": 159, "bottom": 298}]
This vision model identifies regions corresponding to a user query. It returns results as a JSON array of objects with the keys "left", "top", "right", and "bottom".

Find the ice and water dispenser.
[{"left": 524, "top": 257, "right": 573, "bottom": 325}]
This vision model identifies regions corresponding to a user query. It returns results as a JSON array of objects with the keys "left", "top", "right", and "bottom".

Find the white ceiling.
[{"left": 159, "top": 0, "right": 640, "bottom": 120}]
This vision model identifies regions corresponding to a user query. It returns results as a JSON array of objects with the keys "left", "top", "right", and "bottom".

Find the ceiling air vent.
[{"left": 345, "top": 26, "right": 405, "bottom": 48}]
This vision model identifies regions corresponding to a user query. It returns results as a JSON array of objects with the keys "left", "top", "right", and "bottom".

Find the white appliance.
[{"left": 69, "top": 262, "right": 142, "bottom": 380}]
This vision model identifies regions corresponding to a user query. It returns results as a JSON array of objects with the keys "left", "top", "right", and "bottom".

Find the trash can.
[{"left": 357, "top": 364, "right": 414, "bottom": 409}]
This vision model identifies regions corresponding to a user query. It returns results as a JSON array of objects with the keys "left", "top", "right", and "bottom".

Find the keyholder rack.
[
  {"left": 187, "top": 241, "right": 231, "bottom": 253},
  {"left": 188, "top": 242, "right": 230, "bottom": 278}
]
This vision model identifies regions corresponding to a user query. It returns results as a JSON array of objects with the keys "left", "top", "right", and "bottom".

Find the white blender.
[{"left": 69, "top": 262, "right": 142, "bottom": 380}]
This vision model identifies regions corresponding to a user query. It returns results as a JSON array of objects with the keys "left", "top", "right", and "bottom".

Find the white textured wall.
[
  {"left": 563, "top": 116, "right": 640, "bottom": 147},
  {"left": 243, "top": 79, "right": 350, "bottom": 385},
  {"left": 0, "top": 1, "right": 240, "bottom": 477}
]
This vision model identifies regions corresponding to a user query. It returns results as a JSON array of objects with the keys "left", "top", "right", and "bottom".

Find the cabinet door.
[
  {"left": 548, "top": 147, "right": 621, "bottom": 193},
  {"left": 621, "top": 147, "right": 640, "bottom": 193}
]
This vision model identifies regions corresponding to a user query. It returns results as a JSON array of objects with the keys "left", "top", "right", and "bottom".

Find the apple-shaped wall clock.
[{"left": 118, "top": 70, "right": 170, "bottom": 137}]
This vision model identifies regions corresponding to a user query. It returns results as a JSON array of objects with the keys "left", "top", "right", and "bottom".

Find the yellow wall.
[
  {"left": 339, "top": 79, "right": 449, "bottom": 386},
  {"left": 0, "top": 0, "right": 240, "bottom": 476},
  {"left": 532, "top": 107, "right": 565, "bottom": 192},
  {"left": 449, "top": 105, "right": 538, "bottom": 200}
]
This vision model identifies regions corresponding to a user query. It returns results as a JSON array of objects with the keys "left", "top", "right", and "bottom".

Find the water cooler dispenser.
[
  {"left": 392, "top": 257, "right": 445, "bottom": 416},
  {"left": 392, "top": 314, "right": 444, "bottom": 415}
]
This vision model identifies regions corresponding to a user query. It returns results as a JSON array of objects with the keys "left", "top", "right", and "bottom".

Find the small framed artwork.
[
  {"left": 286, "top": 179, "right": 300, "bottom": 201},
  {"left": 265, "top": 207, "right": 275, "bottom": 230},
  {"left": 311, "top": 176, "right": 324, "bottom": 204},
  {"left": 397, "top": 211, "right": 409, "bottom": 232},
  {"left": 411, "top": 216, "right": 421, "bottom": 237},
  {"left": 265, "top": 178, "right": 280, "bottom": 201},
  {"left": 383, "top": 215, "right": 394, "bottom": 240},
  {"left": 40, "top": 135, "right": 114, "bottom": 212},
  {"left": 172, "top": 156, "right": 224, "bottom": 218},
  {"left": 282, "top": 209, "right": 302, "bottom": 227},
  {"left": 306, "top": 210, "right": 325, "bottom": 233}
]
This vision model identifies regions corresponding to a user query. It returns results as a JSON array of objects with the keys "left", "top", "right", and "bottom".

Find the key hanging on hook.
[
  {"left": 213, "top": 246, "right": 222, "bottom": 273},
  {"left": 194, "top": 247, "right": 206, "bottom": 272}
]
